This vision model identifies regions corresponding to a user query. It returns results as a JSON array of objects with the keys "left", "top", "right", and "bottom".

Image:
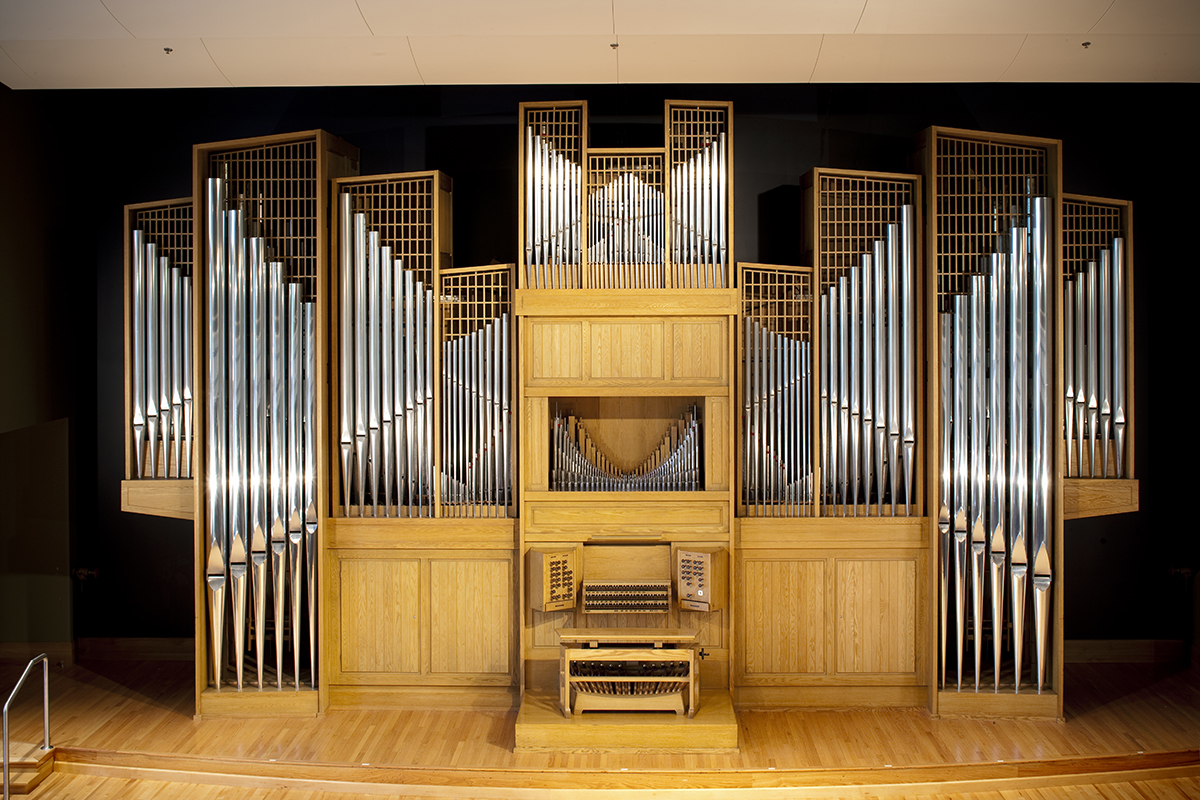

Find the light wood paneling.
[
  {"left": 339, "top": 559, "right": 420, "bottom": 675},
  {"left": 120, "top": 479, "right": 194, "bottom": 520},
  {"left": 515, "top": 288, "right": 738, "bottom": 317},
  {"left": 524, "top": 397, "right": 550, "bottom": 492},
  {"left": 527, "top": 320, "right": 584, "bottom": 382},
  {"left": 530, "top": 608, "right": 577, "bottom": 649},
  {"left": 1063, "top": 478, "right": 1139, "bottom": 519},
  {"left": 589, "top": 321, "right": 665, "bottom": 380},
  {"left": 740, "top": 558, "right": 825, "bottom": 676},
  {"left": 429, "top": 558, "right": 513, "bottom": 675},
  {"left": 524, "top": 497, "right": 728, "bottom": 536},
  {"left": 705, "top": 395, "right": 730, "bottom": 490},
  {"left": 326, "top": 517, "right": 515, "bottom": 550},
  {"left": 671, "top": 319, "right": 727, "bottom": 382},
  {"left": 836, "top": 559, "right": 917, "bottom": 675},
  {"left": 197, "top": 688, "right": 318, "bottom": 718}
]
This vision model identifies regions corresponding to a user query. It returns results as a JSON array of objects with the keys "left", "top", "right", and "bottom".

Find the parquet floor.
[{"left": 2, "top": 658, "right": 1198, "bottom": 798}]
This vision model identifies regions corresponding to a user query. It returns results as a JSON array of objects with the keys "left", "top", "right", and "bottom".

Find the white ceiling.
[{"left": 1, "top": 0, "right": 1197, "bottom": 89}]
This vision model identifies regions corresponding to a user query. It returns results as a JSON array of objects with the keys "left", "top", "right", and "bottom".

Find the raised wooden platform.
[
  {"left": 4, "top": 740, "right": 54, "bottom": 794},
  {"left": 1, "top": 658, "right": 1199, "bottom": 797},
  {"left": 514, "top": 690, "right": 738, "bottom": 753}
]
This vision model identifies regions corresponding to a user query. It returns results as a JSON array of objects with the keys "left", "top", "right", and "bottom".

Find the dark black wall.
[{"left": 1, "top": 82, "right": 1193, "bottom": 643}]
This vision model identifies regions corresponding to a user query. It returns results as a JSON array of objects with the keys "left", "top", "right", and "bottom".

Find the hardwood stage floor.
[{"left": 2, "top": 658, "right": 1198, "bottom": 798}]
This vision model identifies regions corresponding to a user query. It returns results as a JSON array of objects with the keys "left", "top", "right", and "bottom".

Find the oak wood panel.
[
  {"left": 530, "top": 609, "right": 577, "bottom": 649},
  {"left": 523, "top": 397, "right": 549, "bottom": 492},
  {"left": 738, "top": 516, "right": 926, "bottom": 549},
  {"left": 835, "top": 559, "right": 917, "bottom": 675},
  {"left": 589, "top": 321, "right": 664, "bottom": 380},
  {"left": 739, "top": 558, "right": 826, "bottom": 676},
  {"left": 515, "top": 288, "right": 738, "bottom": 317},
  {"left": 338, "top": 559, "right": 421, "bottom": 675},
  {"left": 197, "top": 688, "right": 318, "bottom": 717},
  {"left": 705, "top": 396, "right": 730, "bottom": 491},
  {"left": 670, "top": 319, "right": 727, "bottom": 383},
  {"left": 527, "top": 320, "right": 584, "bottom": 382},
  {"left": 429, "top": 558, "right": 513, "bottom": 675},
  {"left": 120, "top": 479, "right": 195, "bottom": 520},
  {"left": 1063, "top": 478, "right": 1139, "bottom": 519},
  {"left": 326, "top": 517, "right": 515, "bottom": 550},
  {"left": 524, "top": 498, "right": 728, "bottom": 535}
]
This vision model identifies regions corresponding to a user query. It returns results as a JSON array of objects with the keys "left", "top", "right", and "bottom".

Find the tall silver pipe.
[
  {"left": 367, "top": 232, "right": 382, "bottom": 515},
  {"left": 938, "top": 313, "right": 952, "bottom": 688},
  {"left": 226, "top": 208, "right": 248, "bottom": 691},
  {"left": 303, "top": 300, "right": 318, "bottom": 688},
  {"left": 849, "top": 265, "right": 861, "bottom": 516},
  {"left": 901, "top": 206, "right": 917, "bottom": 515},
  {"left": 837, "top": 277, "right": 849, "bottom": 515},
  {"left": 132, "top": 230, "right": 146, "bottom": 479},
  {"left": 395, "top": 262, "right": 408, "bottom": 515},
  {"left": 1086, "top": 260, "right": 1098, "bottom": 477},
  {"left": 338, "top": 193, "right": 354, "bottom": 513},
  {"left": 862, "top": 251, "right": 875, "bottom": 514},
  {"left": 873, "top": 243, "right": 887, "bottom": 514},
  {"left": 952, "top": 292, "right": 968, "bottom": 690},
  {"left": 146, "top": 241, "right": 160, "bottom": 480},
  {"left": 1030, "top": 197, "right": 1052, "bottom": 695},
  {"left": 353, "top": 214, "right": 368, "bottom": 513},
  {"left": 886, "top": 223, "right": 901, "bottom": 515},
  {"left": 170, "top": 262, "right": 184, "bottom": 478},
  {"left": 404, "top": 270, "right": 416, "bottom": 514},
  {"left": 248, "top": 236, "right": 269, "bottom": 689},
  {"left": 988, "top": 252, "right": 1008, "bottom": 692},
  {"left": 287, "top": 283, "right": 305, "bottom": 688},
  {"left": 159, "top": 250, "right": 173, "bottom": 480},
  {"left": 1064, "top": 275, "right": 1075, "bottom": 477},
  {"left": 182, "top": 265, "right": 193, "bottom": 480},
  {"left": 381, "top": 245, "right": 395, "bottom": 515},
  {"left": 1009, "top": 226, "right": 1029, "bottom": 693},
  {"left": 1098, "top": 249, "right": 1112, "bottom": 478},
  {"left": 204, "top": 178, "right": 227, "bottom": 689},
  {"left": 269, "top": 260, "right": 288, "bottom": 688},
  {"left": 1112, "top": 238, "right": 1126, "bottom": 478},
  {"left": 969, "top": 274, "right": 987, "bottom": 690},
  {"left": 819, "top": 296, "right": 829, "bottom": 509},
  {"left": 1074, "top": 271, "right": 1086, "bottom": 483}
]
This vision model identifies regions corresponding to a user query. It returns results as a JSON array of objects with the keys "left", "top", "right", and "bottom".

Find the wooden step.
[{"left": 5, "top": 741, "right": 54, "bottom": 795}]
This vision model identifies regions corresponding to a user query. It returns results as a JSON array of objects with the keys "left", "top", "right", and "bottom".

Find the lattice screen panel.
[
  {"left": 340, "top": 175, "right": 436, "bottom": 288},
  {"left": 440, "top": 264, "right": 514, "bottom": 518},
  {"left": 209, "top": 140, "right": 318, "bottom": 299},
  {"left": 134, "top": 201, "right": 194, "bottom": 275},
  {"left": 933, "top": 135, "right": 1048, "bottom": 308},
  {"left": 815, "top": 175, "right": 915, "bottom": 295},
  {"left": 739, "top": 264, "right": 814, "bottom": 517},
  {"left": 667, "top": 103, "right": 731, "bottom": 289},
  {"left": 522, "top": 103, "right": 585, "bottom": 289},
  {"left": 586, "top": 150, "right": 666, "bottom": 288},
  {"left": 1063, "top": 198, "right": 1124, "bottom": 279}
]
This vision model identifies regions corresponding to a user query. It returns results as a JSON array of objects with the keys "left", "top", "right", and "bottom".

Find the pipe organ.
[{"left": 117, "top": 107, "right": 1135, "bottom": 728}]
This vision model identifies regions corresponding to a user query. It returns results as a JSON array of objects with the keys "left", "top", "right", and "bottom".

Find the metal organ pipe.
[{"left": 202, "top": 178, "right": 319, "bottom": 691}]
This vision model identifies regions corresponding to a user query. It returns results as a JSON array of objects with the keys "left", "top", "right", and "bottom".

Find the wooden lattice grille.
[
  {"left": 340, "top": 176, "right": 436, "bottom": 289},
  {"left": 209, "top": 140, "right": 318, "bottom": 299},
  {"left": 1063, "top": 199, "right": 1124, "bottom": 279},
  {"left": 134, "top": 201, "right": 193, "bottom": 274},
  {"left": 817, "top": 175, "right": 915, "bottom": 295},
  {"left": 934, "top": 135, "right": 1048, "bottom": 308}
]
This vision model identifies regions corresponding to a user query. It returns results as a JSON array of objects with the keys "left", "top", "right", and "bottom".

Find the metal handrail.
[{"left": 2, "top": 653, "right": 50, "bottom": 800}]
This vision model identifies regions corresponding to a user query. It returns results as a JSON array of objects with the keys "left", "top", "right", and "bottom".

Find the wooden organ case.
[{"left": 114, "top": 99, "right": 1139, "bottom": 735}]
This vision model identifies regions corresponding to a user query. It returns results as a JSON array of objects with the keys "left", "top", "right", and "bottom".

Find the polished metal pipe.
[
  {"left": 862, "top": 251, "right": 875, "bottom": 514},
  {"left": 353, "top": 214, "right": 368, "bottom": 512},
  {"left": 381, "top": 246, "right": 394, "bottom": 515},
  {"left": 367, "top": 232, "right": 382, "bottom": 515},
  {"left": 146, "top": 241, "right": 160, "bottom": 480},
  {"left": 303, "top": 300, "right": 318, "bottom": 688},
  {"left": 874, "top": 244, "right": 887, "bottom": 514},
  {"left": 849, "top": 265, "right": 861, "bottom": 516},
  {"left": 938, "top": 313, "right": 952, "bottom": 688},
  {"left": 901, "top": 205, "right": 917, "bottom": 515},
  {"left": 819, "top": 295, "right": 829, "bottom": 509},
  {"left": 1098, "top": 248, "right": 1112, "bottom": 478},
  {"left": 159, "top": 250, "right": 173, "bottom": 479},
  {"left": 132, "top": 230, "right": 146, "bottom": 479},
  {"left": 248, "top": 236, "right": 268, "bottom": 689},
  {"left": 171, "top": 261, "right": 184, "bottom": 479},
  {"left": 838, "top": 277, "right": 849, "bottom": 515},
  {"left": 952, "top": 293, "right": 968, "bottom": 690},
  {"left": 339, "top": 193, "right": 354, "bottom": 512},
  {"left": 1030, "top": 197, "right": 1052, "bottom": 695},
  {"left": 269, "top": 260, "right": 288, "bottom": 688},
  {"left": 1064, "top": 275, "right": 1075, "bottom": 477},
  {"left": 1112, "top": 238, "right": 1126, "bottom": 478},
  {"left": 204, "top": 178, "right": 227, "bottom": 689},
  {"left": 988, "top": 253, "right": 1008, "bottom": 692},
  {"left": 287, "top": 282, "right": 304, "bottom": 688},
  {"left": 1009, "top": 225, "right": 1029, "bottom": 693},
  {"left": 1074, "top": 273, "right": 1086, "bottom": 482},
  {"left": 969, "top": 274, "right": 987, "bottom": 690},
  {"left": 887, "top": 223, "right": 901, "bottom": 515},
  {"left": 226, "top": 208, "right": 248, "bottom": 691},
  {"left": 1086, "top": 260, "right": 1098, "bottom": 477},
  {"left": 182, "top": 264, "right": 193, "bottom": 480}
]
